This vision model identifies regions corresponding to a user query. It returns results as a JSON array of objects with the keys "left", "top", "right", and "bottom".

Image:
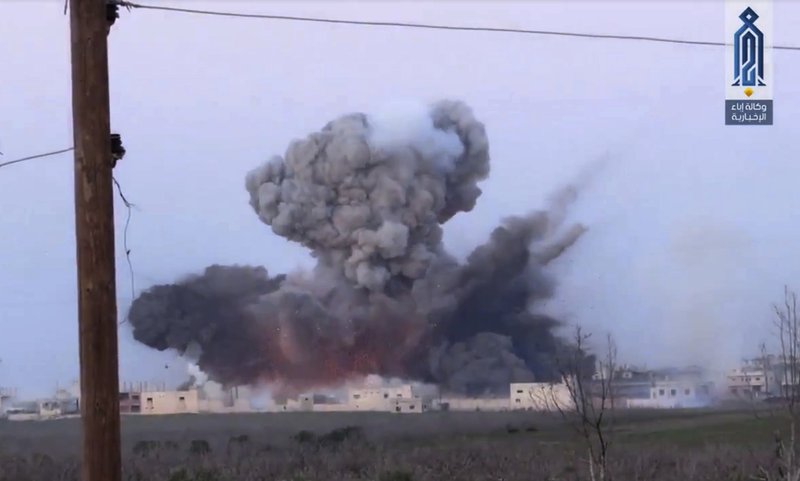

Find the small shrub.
[
  {"left": 293, "top": 430, "right": 317, "bottom": 444},
  {"left": 380, "top": 470, "right": 414, "bottom": 481},
  {"left": 505, "top": 424, "right": 520, "bottom": 434},
  {"left": 228, "top": 434, "right": 249, "bottom": 444},
  {"left": 167, "top": 467, "right": 191, "bottom": 481},
  {"left": 132, "top": 440, "right": 160, "bottom": 456},
  {"left": 189, "top": 439, "right": 211, "bottom": 455},
  {"left": 319, "top": 426, "right": 364, "bottom": 446}
]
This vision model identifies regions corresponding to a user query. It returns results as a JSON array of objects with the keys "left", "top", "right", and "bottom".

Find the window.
[
  {"left": 410, "top": 405, "right": 415, "bottom": 410},
  {"left": 756, "top": 377, "right": 761, "bottom": 381},
  {"left": 670, "top": 389, "right": 677, "bottom": 397},
  {"left": 516, "top": 390, "right": 523, "bottom": 394},
  {"left": 353, "top": 394, "right": 361, "bottom": 399},
  {"left": 146, "top": 397, "right": 153, "bottom": 409},
  {"left": 395, "top": 406, "right": 401, "bottom": 412},
  {"left": 658, "top": 389, "right": 665, "bottom": 396},
  {"left": 384, "top": 393, "right": 388, "bottom": 398},
  {"left": 515, "top": 398, "right": 521, "bottom": 403},
  {"left": 684, "top": 389, "right": 691, "bottom": 396}
]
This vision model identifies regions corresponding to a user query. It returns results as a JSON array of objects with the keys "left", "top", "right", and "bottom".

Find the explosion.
[{"left": 128, "top": 100, "right": 587, "bottom": 396}]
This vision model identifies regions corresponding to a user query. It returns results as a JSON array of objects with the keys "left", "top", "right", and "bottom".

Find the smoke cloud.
[{"left": 128, "top": 100, "right": 587, "bottom": 396}]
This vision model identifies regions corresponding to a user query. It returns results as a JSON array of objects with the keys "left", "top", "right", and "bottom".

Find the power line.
[
  {"left": 115, "top": 0, "right": 800, "bottom": 52},
  {"left": 0, "top": 147, "right": 74, "bottom": 170},
  {"left": 112, "top": 175, "right": 136, "bottom": 326},
  {"left": 0, "top": 144, "right": 137, "bottom": 322}
]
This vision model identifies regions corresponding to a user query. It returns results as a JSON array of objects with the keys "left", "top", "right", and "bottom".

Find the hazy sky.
[{"left": 1, "top": 1, "right": 799, "bottom": 397}]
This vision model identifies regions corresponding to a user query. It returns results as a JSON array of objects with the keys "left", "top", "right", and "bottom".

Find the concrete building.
[
  {"left": 140, "top": 389, "right": 200, "bottom": 415},
  {"left": 119, "top": 381, "right": 254, "bottom": 415},
  {"left": 0, "top": 387, "right": 15, "bottom": 414},
  {"left": 627, "top": 379, "right": 713, "bottom": 408},
  {"left": 271, "top": 384, "right": 435, "bottom": 413},
  {"left": 119, "top": 390, "right": 143, "bottom": 414},
  {"left": 726, "top": 354, "right": 800, "bottom": 400},
  {"left": 438, "top": 397, "right": 509, "bottom": 412},
  {"left": 199, "top": 386, "right": 252, "bottom": 413},
  {"left": 119, "top": 382, "right": 200, "bottom": 415},
  {"left": 5, "top": 401, "right": 39, "bottom": 421},
  {"left": 605, "top": 366, "right": 658, "bottom": 403},
  {"left": 510, "top": 382, "right": 574, "bottom": 411},
  {"left": 3, "top": 397, "right": 79, "bottom": 420},
  {"left": 390, "top": 396, "right": 432, "bottom": 413},
  {"left": 727, "top": 356, "right": 780, "bottom": 398},
  {"left": 348, "top": 385, "right": 415, "bottom": 410}
]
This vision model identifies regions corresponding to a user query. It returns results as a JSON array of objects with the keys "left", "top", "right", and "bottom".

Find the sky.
[{"left": 1, "top": 0, "right": 799, "bottom": 398}]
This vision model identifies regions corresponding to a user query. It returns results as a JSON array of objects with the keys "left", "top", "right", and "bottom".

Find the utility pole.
[{"left": 69, "top": 1, "right": 121, "bottom": 480}]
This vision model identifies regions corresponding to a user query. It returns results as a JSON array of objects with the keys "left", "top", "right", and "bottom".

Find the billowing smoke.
[{"left": 128, "top": 100, "right": 587, "bottom": 396}]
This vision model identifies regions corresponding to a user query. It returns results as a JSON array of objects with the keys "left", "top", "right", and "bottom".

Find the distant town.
[{"left": 1, "top": 353, "right": 796, "bottom": 421}]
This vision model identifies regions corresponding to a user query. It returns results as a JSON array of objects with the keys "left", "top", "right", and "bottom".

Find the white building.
[
  {"left": 727, "top": 357, "right": 779, "bottom": 398},
  {"left": 0, "top": 387, "right": 15, "bottom": 414},
  {"left": 438, "top": 397, "right": 509, "bottom": 412},
  {"left": 139, "top": 389, "right": 200, "bottom": 415},
  {"left": 348, "top": 385, "right": 415, "bottom": 410},
  {"left": 271, "top": 384, "right": 434, "bottom": 413},
  {"left": 627, "top": 380, "right": 712, "bottom": 409},
  {"left": 510, "top": 382, "right": 574, "bottom": 411}
]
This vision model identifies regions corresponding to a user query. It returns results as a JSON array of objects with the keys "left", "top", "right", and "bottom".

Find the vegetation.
[{"left": 0, "top": 408, "right": 792, "bottom": 481}]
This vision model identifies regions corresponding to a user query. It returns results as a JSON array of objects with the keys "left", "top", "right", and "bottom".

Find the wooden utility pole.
[{"left": 69, "top": 1, "right": 121, "bottom": 481}]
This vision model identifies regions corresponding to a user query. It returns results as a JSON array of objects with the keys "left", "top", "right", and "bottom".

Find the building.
[
  {"left": 510, "top": 382, "right": 574, "bottom": 411},
  {"left": 271, "top": 384, "right": 435, "bottom": 413},
  {"left": 627, "top": 379, "right": 713, "bottom": 408},
  {"left": 119, "top": 390, "right": 143, "bottom": 414},
  {"left": 119, "top": 383, "right": 200, "bottom": 415},
  {"left": 728, "top": 358, "right": 774, "bottom": 397},
  {"left": 603, "top": 365, "right": 656, "bottom": 402},
  {"left": 37, "top": 398, "right": 80, "bottom": 418},
  {"left": 119, "top": 380, "right": 253, "bottom": 415},
  {"left": 140, "top": 389, "right": 200, "bottom": 415},
  {"left": 390, "top": 396, "right": 432, "bottom": 413},
  {"left": 727, "top": 356, "right": 780, "bottom": 398},
  {"left": 347, "top": 385, "right": 414, "bottom": 410},
  {"left": 0, "top": 387, "right": 15, "bottom": 415},
  {"left": 4, "top": 401, "right": 39, "bottom": 421},
  {"left": 438, "top": 397, "right": 509, "bottom": 412},
  {"left": 199, "top": 386, "right": 252, "bottom": 413},
  {"left": 593, "top": 365, "right": 714, "bottom": 409}
]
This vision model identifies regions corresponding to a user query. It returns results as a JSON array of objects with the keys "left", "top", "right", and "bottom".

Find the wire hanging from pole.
[
  {"left": 112, "top": 0, "right": 800, "bottom": 51},
  {"left": 0, "top": 147, "right": 75, "bottom": 170}
]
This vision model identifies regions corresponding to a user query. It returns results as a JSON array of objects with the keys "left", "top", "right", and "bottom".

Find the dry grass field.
[{"left": 0, "top": 407, "right": 791, "bottom": 480}]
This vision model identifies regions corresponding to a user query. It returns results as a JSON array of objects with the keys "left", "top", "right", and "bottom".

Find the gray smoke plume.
[{"left": 128, "top": 100, "right": 587, "bottom": 395}]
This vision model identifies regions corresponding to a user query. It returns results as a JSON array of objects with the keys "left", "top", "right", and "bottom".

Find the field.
[{"left": 0, "top": 407, "right": 792, "bottom": 481}]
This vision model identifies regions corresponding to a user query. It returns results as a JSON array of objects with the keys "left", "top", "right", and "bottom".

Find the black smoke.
[{"left": 128, "top": 100, "right": 587, "bottom": 395}]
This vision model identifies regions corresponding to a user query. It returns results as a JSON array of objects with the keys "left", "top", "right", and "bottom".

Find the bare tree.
[
  {"left": 542, "top": 326, "right": 617, "bottom": 481},
  {"left": 757, "top": 287, "right": 800, "bottom": 481}
]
